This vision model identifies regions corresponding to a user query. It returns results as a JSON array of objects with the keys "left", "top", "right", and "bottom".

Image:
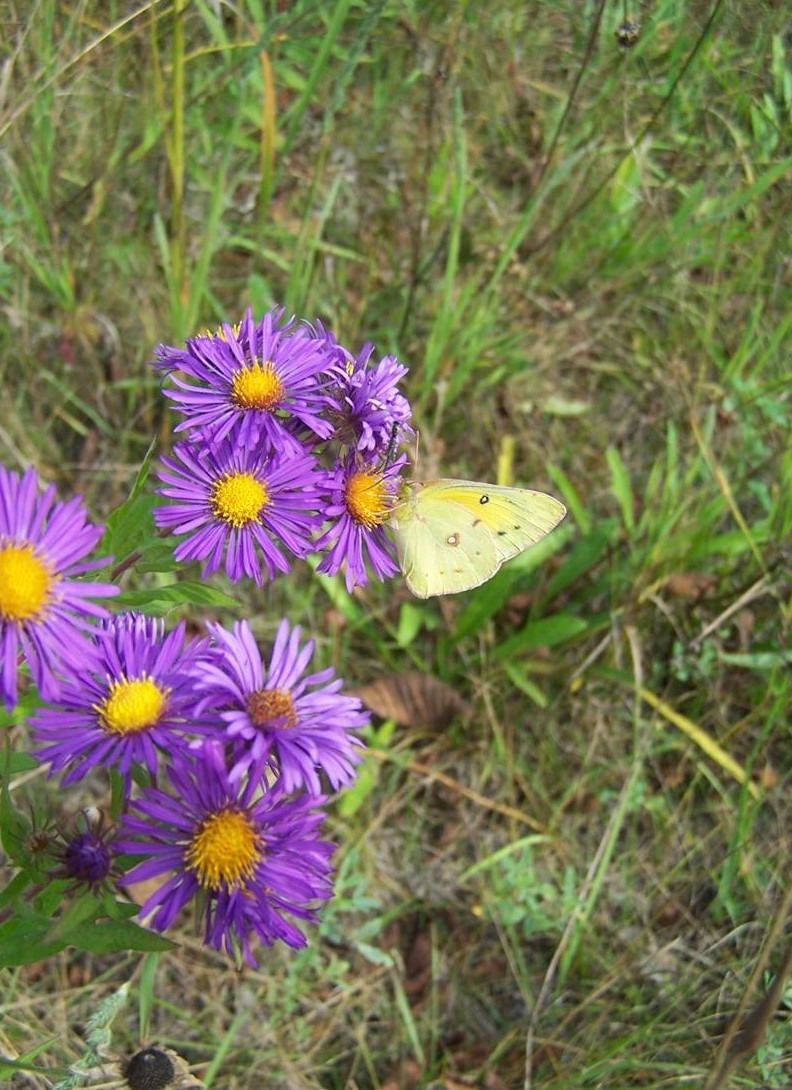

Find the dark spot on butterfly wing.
[{"left": 479, "top": 494, "right": 490, "bottom": 505}]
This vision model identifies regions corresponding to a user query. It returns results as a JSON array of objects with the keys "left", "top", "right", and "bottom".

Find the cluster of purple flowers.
[
  {"left": 152, "top": 306, "right": 413, "bottom": 592},
  {"left": 2, "top": 305, "right": 415, "bottom": 966}
]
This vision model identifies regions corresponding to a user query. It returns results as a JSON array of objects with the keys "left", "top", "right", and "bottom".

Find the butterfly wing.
[
  {"left": 391, "top": 480, "right": 566, "bottom": 598},
  {"left": 393, "top": 487, "right": 500, "bottom": 598}
]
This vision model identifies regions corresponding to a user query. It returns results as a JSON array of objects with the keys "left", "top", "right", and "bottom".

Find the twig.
[
  {"left": 703, "top": 882, "right": 792, "bottom": 1090},
  {"left": 368, "top": 747, "right": 545, "bottom": 832}
]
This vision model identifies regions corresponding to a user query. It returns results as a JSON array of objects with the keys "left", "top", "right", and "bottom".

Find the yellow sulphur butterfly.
[{"left": 389, "top": 480, "right": 566, "bottom": 598}]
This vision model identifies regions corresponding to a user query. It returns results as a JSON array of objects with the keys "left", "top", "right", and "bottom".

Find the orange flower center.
[{"left": 246, "top": 687, "right": 298, "bottom": 730}]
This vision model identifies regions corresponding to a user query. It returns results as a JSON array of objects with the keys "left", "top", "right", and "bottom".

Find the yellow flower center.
[
  {"left": 98, "top": 676, "right": 168, "bottom": 735},
  {"left": 200, "top": 322, "right": 241, "bottom": 341},
  {"left": 246, "top": 687, "right": 298, "bottom": 730},
  {"left": 210, "top": 472, "right": 268, "bottom": 528},
  {"left": 230, "top": 361, "right": 285, "bottom": 412},
  {"left": 0, "top": 543, "right": 54, "bottom": 622},
  {"left": 187, "top": 809, "right": 262, "bottom": 890},
  {"left": 345, "top": 471, "right": 389, "bottom": 529}
]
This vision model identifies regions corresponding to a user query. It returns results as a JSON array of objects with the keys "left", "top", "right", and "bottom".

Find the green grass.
[{"left": 1, "top": 1, "right": 791, "bottom": 1088}]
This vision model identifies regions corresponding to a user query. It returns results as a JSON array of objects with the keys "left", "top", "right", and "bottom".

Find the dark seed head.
[{"left": 124, "top": 1049, "right": 175, "bottom": 1090}]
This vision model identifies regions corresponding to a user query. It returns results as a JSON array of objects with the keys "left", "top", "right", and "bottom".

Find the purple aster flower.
[
  {"left": 55, "top": 809, "right": 117, "bottom": 890},
  {"left": 61, "top": 829, "right": 114, "bottom": 886},
  {"left": 197, "top": 619, "right": 368, "bottom": 794},
  {"left": 116, "top": 742, "right": 335, "bottom": 965},
  {"left": 30, "top": 613, "right": 210, "bottom": 791},
  {"left": 153, "top": 307, "right": 334, "bottom": 452},
  {"left": 0, "top": 465, "right": 118, "bottom": 710},
  {"left": 329, "top": 344, "right": 413, "bottom": 454},
  {"left": 315, "top": 454, "right": 405, "bottom": 591},
  {"left": 154, "top": 439, "right": 324, "bottom": 585}
]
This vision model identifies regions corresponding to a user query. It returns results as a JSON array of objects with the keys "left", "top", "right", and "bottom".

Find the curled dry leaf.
[{"left": 353, "top": 671, "right": 463, "bottom": 730}]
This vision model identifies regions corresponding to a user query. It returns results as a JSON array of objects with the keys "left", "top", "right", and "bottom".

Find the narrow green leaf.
[
  {"left": 543, "top": 525, "right": 616, "bottom": 600},
  {"left": 495, "top": 614, "right": 600, "bottom": 660},
  {"left": 503, "top": 662, "right": 549, "bottom": 708},
  {"left": 139, "top": 953, "right": 160, "bottom": 1040},
  {"left": 1, "top": 748, "right": 30, "bottom": 864},
  {"left": 606, "top": 447, "right": 635, "bottom": 532},
  {"left": 547, "top": 462, "right": 590, "bottom": 534}
]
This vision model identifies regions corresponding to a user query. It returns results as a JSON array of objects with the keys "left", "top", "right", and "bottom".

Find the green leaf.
[
  {"left": 495, "top": 614, "right": 602, "bottom": 660},
  {"left": 135, "top": 540, "right": 180, "bottom": 573},
  {"left": 101, "top": 439, "right": 157, "bottom": 560},
  {"left": 33, "top": 879, "right": 71, "bottom": 916},
  {"left": 45, "top": 891, "right": 104, "bottom": 943},
  {"left": 336, "top": 750, "right": 383, "bottom": 817},
  {"left": 309, "top": 565, "right": 363, "bottom": 623},
  {"left": 355, "top": 940, "right": 394, "bottom": 967},
  {"left": 0, "top": 1039, "right": 59, "bottom": 1082},
  {"left": 542, "top": 395, "right": 592, "bottom": 417},
  {"left": 547, "top": 463, "right": 590, "bottom": 535},
  {"left": 100, "top": 891, "right": 139, "bottom": 920},
  {"left": 0, "top": 916, "right": 66, "bottom": 967},
  {"left": 542, "top": 525, "right": 617, "bottom": 600},
  {"left": 69, "top": 919, "right": 175, "bottom": 954},
  {"left": 103, "top": 494, "right": 158, "bottom": 563},
  {"left": 112, "top": 582, "right": 239, "bottom": 613},
  {"left": 503, "top": 662, "right": 549, "bottom": 708},
  {"left": 0, "top": 748, "right": 31, "bottom": 864},
  {"left": 3, "top": 752, "right": 40, "bottom": 775},
  {"left": 395, "top": 602, "right": 426, "bottom": 648},
  {"left": 0, "top": 870, "right": 32, "bottom": 910},
  {"left": 718, "top": 649, "right": 792, "bottom": 670},
  {"left": 606, "top": 447, "right": 635, "bottom": 533},
  {"left": 139, "top": 953, "right": 160, "bottom": 1040},
  {"left": 610, "top": 148, "right": 642, "bottom": 217}
]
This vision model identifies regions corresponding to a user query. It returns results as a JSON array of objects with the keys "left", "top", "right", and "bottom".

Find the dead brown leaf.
[
  {"left": 126, "top": 874, "right": 168, "bottom": 908},
  {"left": 404, "top": 928, "right": 433, "bottom": 997},
  {"left": 354, "top": 671, "right": 463, "bottom": 729},
  {"left": 482, "top": 1073, "right": 510, "bottom": 1090},
  {"left": 665, "top": 572, "right": 717, "bottom": 599}
]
